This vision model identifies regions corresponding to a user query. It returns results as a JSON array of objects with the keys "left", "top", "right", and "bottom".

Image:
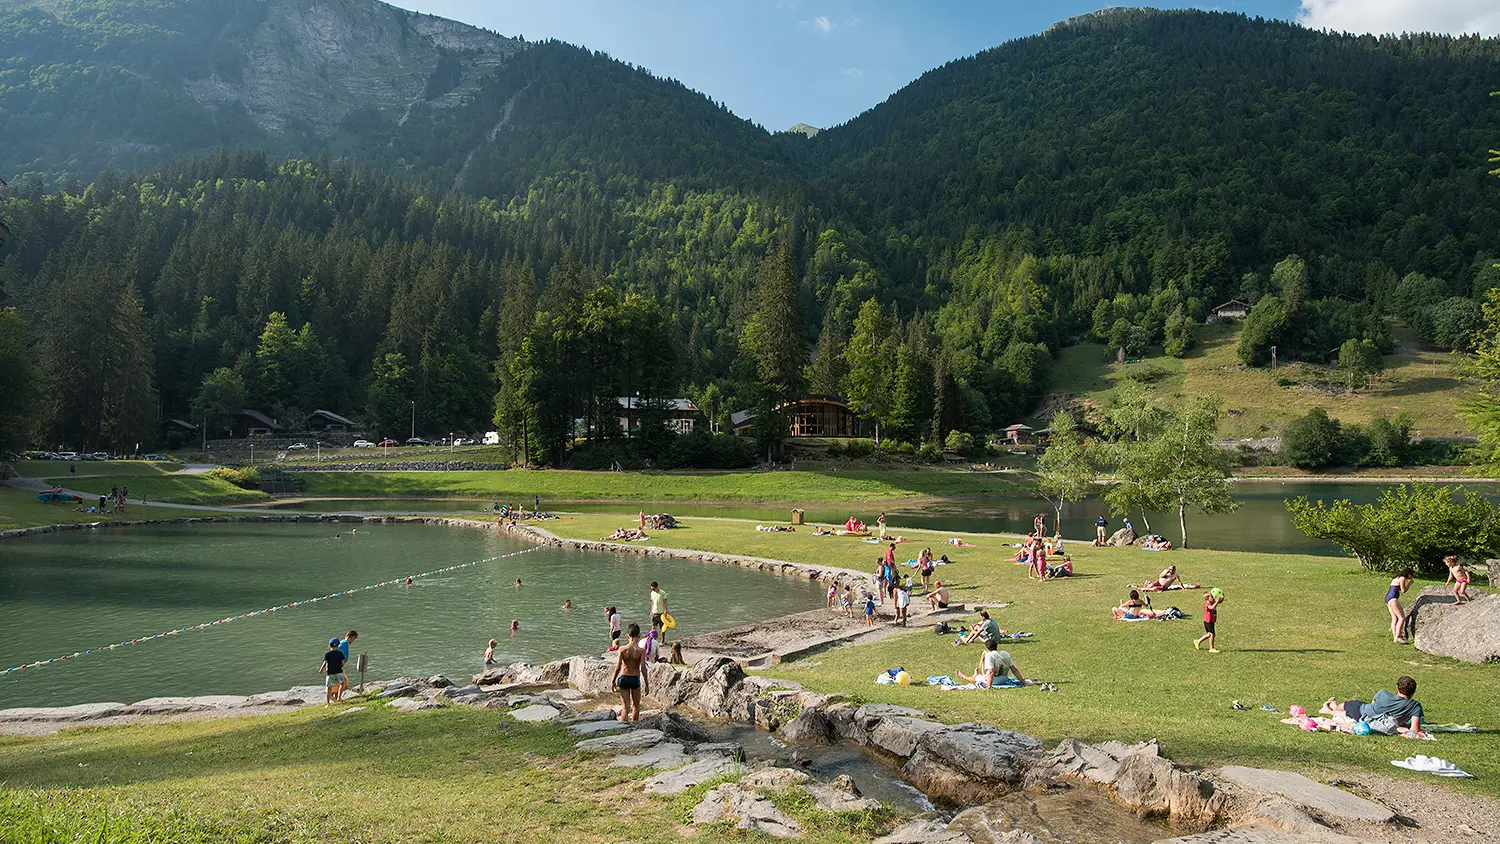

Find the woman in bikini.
[{"left": 1386, "top": 568, "right": 1415, "bottom": 643}]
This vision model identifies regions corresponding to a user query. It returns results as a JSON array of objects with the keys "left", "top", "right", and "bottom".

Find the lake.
[
  {"left": 0, "top": 523, "right": 826, "bottom": 708},
  {"left": 269, "top": 480, "right": 1500, "bottom": 556}
]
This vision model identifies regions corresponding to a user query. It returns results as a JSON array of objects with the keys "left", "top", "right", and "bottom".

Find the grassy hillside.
[
  {"left": 1046, "top": 323, "right": 1472, "bottom": 439},
  {"left": 11, "top": 461, "right": 268, "bottom": 506},
  {"left": 0, "top": 488, "right": 200, "bottom": 531}
]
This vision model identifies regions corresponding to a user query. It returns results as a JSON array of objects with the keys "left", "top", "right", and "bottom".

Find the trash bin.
[{"left": 790, "top": 508, "right": 805, "bottom": 525}]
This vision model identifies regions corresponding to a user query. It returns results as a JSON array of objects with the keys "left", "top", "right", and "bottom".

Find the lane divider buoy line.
[{"left": 2, "top": 544, "right": 546, "bottom": 676}]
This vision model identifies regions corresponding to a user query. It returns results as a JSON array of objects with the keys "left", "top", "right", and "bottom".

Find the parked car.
[
  {"left": 378, "top": 439, "right": 399, "bottom": 447},
  {"left": 144, "top": 453, "right": 171, "bottom": 461},
  {"left": 352, "top": 439, "right": 376, "bottom": 448},
  {"left": 453, "top": 437, "right": 476, "bottom": 447},
  {"left": 56, "top": 452, "right": 77, "bottom": 460},
  {"left": 90, "top": 452, "right": 111, "bottom": 460},
  {"left": 287, "top": 443, "right": 308, "bottom": 451},
  {"left": 405, "top": 437, "right": 432, "bottom": 446}
]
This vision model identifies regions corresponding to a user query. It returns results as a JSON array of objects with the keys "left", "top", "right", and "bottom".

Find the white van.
[{"left": 482, "top": 431, "right": 500, "bottom": 445}]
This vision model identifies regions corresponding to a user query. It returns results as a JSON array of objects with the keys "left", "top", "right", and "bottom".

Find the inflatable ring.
[{"left": 661, "top": 613, "right": 676, "bottom": 629}]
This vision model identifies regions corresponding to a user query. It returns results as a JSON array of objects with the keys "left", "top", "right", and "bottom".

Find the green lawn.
[
  {"left": 0, "top": 488, "right": 198, "bottom": 531},
  {"left": 10, "top": 459, "right": 184, "bottom": 479},
  {"left": 7, "top": 459, "right": 265, "bottom": 506},
  {"left": 294, "top": 467, "right": 1027, "bottom": 504},
  {"left": 1047, "top": 322, "right": 1472, "bottom": 438},
  {"left": 546, "top": 513, "right": 1500, "bottom": 798},
  {"left": 0, "top": 703, "right": 887, "bottom": 843},
  {"left": 62, "top": 474, "right": 269, "bottom": 506}
]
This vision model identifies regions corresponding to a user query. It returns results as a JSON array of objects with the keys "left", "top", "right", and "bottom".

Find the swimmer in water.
[
  {"left": 509, "top": 619, "right": 520, "bottom": 633},
  {"left": 405, "top": 576, "right": 413, "bottom": 589},
  {"left": 562, "top": 598, "right": 572, "bottom": 610},
  {"left": 514, "top": 578, "right": 522, "bottom": 589}
]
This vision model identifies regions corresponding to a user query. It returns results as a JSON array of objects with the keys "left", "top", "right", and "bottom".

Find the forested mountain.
[{"left": 1, "top": 2, "right": 1498, "bottom": 461}]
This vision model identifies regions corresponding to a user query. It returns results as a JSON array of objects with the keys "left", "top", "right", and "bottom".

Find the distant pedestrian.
[
  {"left": 1095, "top": 515, "right": 1108, "bottom": 546},
  {"left": 895, "top": 581, "right": 911, "bottom": 626},
  {"left": 649, "top": 582, "right": 670, "bottom": 643},
  {"left": 864, "top": 593, "right": 877, "bottom": 627},
  {"left": 1385, "top": 568, "right": 1415, "bottom": 643},
  {"left": 1194, "top": 588, "right": 1225, "bottom": 653},
  {"left": 319, "top": 637, "right": 346, "bottom": 705},
  {"left": 606, "top": 605, "right": 622, "bottom": 649}
]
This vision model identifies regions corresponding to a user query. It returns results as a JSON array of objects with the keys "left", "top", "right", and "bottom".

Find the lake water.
[
  {"left": 271, "top": 480, "right": 1500, "bottom": 557},
  {"left": 0, "top": 523, "right": 826, "bottom": 708}
]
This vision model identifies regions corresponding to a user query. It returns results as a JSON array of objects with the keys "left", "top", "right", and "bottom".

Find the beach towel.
[
  {"left": 932, "top": 677, "right": 1025, "bottom": 691},
  {"left": 1427, "top": 723, "right": 1477, "bottom": 733},
  {"left": 947, "top": 538, "right": 975, "bottom": 547},
  {"left": 1391, "top": 756, "right": 1472, "bottom": 777}
]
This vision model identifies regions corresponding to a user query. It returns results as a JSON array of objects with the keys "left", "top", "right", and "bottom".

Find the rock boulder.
[
  {"left": 1408, "top": 586, "right": 1500, "bottom": 664},
  {"left": 871, "top": 716, "right": 947, "bottom": 758},
  {"left": 902, "top": 724, "right": 1042, "bottom": 803},
  {"left": 692, "top": 783, "right": 801, "bottom": 838},
  {"left": 778, "top": 705, "right": 835, "bottom": 745},
  {"left": 1110, "top": 753, "right": 1223, "bottom": 826},
  {"left": 565, "top": 656, "right": 618, "bottom": 697},
  {"left": 1107, "top": 527, "right": 1137, "bottom": 546}
]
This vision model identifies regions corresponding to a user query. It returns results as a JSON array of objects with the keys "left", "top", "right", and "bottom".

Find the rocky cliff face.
[{"left": 180, "top": 0, "right": 521, "bottom": 137}]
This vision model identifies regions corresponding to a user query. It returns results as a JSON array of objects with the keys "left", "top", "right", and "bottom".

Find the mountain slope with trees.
[{"left": 1, "top": 3, "right": 1498, "bottom": 461}]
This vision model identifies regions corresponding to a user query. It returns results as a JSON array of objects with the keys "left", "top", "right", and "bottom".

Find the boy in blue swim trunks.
[
  {"left": 611, "top": 623, "right": 649, "bottom": 721},
  {"left": 864, "top": 593, "right": 877, "bottom": 627}
]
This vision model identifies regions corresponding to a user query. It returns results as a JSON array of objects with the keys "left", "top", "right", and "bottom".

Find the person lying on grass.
[
  {"left": 1323, "top": 675, "right": 1428, "bottom": 738},
  {"left": 1141, "top": 565, "right": 1183, "bottom": 591},
  {"left": 956, "top": 640, "right": 1032, "bottom": 688}
]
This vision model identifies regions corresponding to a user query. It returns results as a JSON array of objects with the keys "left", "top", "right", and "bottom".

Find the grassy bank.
[
  {"left": 0, "top": 488, "right": 200, "bottom": 531},
  {"left": 0, "top": 703, "right": 887, "bottom": 843},
  {"left": 10, "top": 460, "right": 268, "bottom": 506},
  {"left": 1050, "top": 322, "right": 1472, "bottom": 438},
  {"left": 294, "top": 467, "right": 1027, "bottom": 504},
  {"left": 544, "top": 513, "right": 1500, "bottom": 797}
]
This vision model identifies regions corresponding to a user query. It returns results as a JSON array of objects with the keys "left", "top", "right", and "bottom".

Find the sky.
[{"left": 398, "top": 1, "right": 1500, "bottom": 131}]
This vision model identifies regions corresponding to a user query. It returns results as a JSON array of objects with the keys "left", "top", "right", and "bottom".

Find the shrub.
[
  {"left": 1286, "top": 484, "right": 1500, "bottom": 573},
  {"left": 841, "top": 439, "right": 875, "bottom": 459},
  {"left": 1282, "top": 408, "right": 1341, "bottom": 469},
  {"left": 917, "top": 442, "right": 942, "bottom": 463},
  {"left": 1121, "top": 363, "right": 1170, "bottom": 384},
  {"left": 1429, "top": 297, "right": 1484, "bottom": 351},
  {"left": 207, "top": 466, "right": 260, "bottom": 489},
  {"left": 1275, "top": 376, "right": 1295, "bottom": 387}
]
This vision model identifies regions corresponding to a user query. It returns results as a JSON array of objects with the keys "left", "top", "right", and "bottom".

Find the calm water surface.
[
  {"left": 272, "top": 481, "right": 1500, "bottom": 556},
  {"left": 0, "top": 523, "right": 825, "bottom": 708}
]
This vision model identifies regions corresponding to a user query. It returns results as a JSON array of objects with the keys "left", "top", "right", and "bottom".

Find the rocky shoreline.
[{"left": 1, "top": 655, "right": 1427, "bottom": 843}]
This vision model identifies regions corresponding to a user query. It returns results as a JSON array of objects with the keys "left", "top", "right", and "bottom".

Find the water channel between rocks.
[{"left": 0, "top": 522, "right": 826, "bottom": 708}]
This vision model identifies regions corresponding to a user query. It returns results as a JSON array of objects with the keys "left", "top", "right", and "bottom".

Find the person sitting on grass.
[
  {"left": 926, "top": 581, "right": 950, "bottom": 610},
  {"left": 1043, "top": 556, "right": 1074, "bottom": 579},
  {"left": 1111, "top": 589, "right": 1156, "bottom": 620},
  {"left": 1141, "top": 565, "right": 1183, "bottom": 592},
  {"left": 956, "top": 640, "right": 1030, "bottom": 689},
  {"left": 958, "top": 609, "right": 1001, "bottom": 645},
  {"left": 1323, "top": 675, "right": 1427, "bottom": 738}
]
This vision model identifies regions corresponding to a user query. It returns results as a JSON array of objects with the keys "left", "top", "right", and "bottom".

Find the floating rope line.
[{"left": 3, "top": 544, "right": 546, "bottom": 675}]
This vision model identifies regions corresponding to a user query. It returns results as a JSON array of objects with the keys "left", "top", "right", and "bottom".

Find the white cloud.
[
  {"left": 813, "top": 15, "right": 833, "bottom": 32},
  {"left": 841, "top": 67, "right": 864, "bottom": 77},
  {"left": 1297, "top": 0, "right": 1499, "bottom": 36}
]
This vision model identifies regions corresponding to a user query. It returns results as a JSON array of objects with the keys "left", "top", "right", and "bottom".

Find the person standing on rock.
[
  {"left": 606, "top": 605, "right": 622, "bottom": 649},
  {"left": 319, "top": 637, "right": 347, "bottom": 705},
  {"left": 612, "top": 623, "right": 649, "bottom": 721},
  {"left": 337, "top": 630, "right": 358, "bottom": 697},
  {"left": 649, "top": 581, "right": 670, "bottom": 643}
]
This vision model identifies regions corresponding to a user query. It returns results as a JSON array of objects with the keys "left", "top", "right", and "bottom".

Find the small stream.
[{"left": 707, "top": 723, "right": 1175, "bottom": 843}]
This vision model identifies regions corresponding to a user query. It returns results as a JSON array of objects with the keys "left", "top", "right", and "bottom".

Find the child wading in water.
[
  {"left": 1194, "top": 587, "right": 1225, "bottom": 653},
  {"left": 1444, "top": 556, "right": 1471, "bottom": 604}
]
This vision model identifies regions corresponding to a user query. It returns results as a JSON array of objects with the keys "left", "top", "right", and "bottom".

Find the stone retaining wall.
[{"left": 505, "top": 523, "right": 876, "bottom": 591}]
